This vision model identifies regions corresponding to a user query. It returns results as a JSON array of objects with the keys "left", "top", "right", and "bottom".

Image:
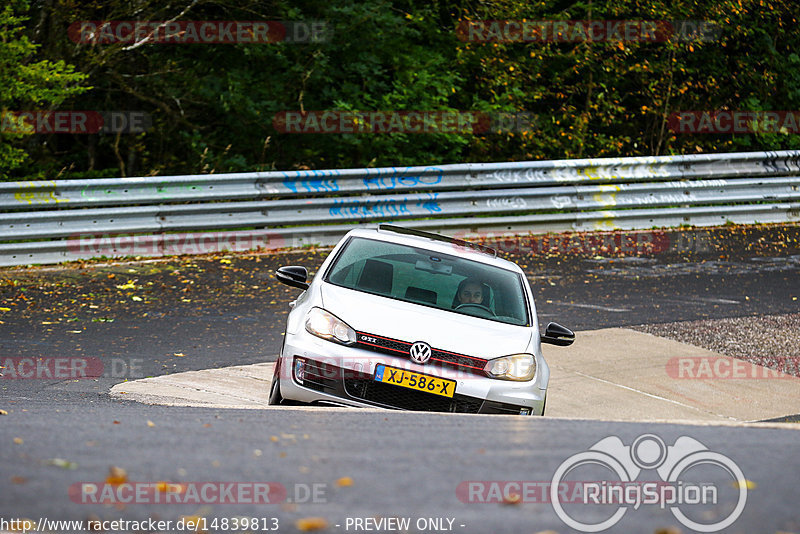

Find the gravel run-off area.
[{"left": 632, "top": 312, "right": 800, "bottom": 377}]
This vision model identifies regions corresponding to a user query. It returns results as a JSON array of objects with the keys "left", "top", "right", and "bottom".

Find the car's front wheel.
[
  {"left": 268, "top": 374, "right": 283, "bottom": 405},
  {"left": 268, "top": 360, "right": 301, "bottom": 406}
]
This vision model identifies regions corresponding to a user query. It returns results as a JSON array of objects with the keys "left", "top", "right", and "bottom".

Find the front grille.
[
  {"left": 296, "top": 358, "right": 532, "bottom": 415},
  {"left": 354, "top": 331, "right": 488, "bottom": 375},
  {"left": 344, "top": 377, "right": 483, "bottom": 413},
  {"left": 298, "top": 358, "right": 339, "bottom": 393}
]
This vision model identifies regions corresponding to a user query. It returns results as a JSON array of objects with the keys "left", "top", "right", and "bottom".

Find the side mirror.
[
  {"left": 541, "top": 322, "right": 575, "bottom": 346},
  {"left": 276, "top": 266, "right": 309, "bottom": 290}
]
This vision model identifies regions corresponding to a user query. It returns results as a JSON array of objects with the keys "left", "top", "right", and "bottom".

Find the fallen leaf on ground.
[
  {"left": 732, "top": 479, "right": 757, "bottom": 490},
  {"left": 146, "top": 420, "right": 155, "bottom": 427},
  {"left": 13, "top": 437, "right": 23, "bottom": 444},
  {"left": 335, "top": 477, "right": 353, "bottom": 487},
  {"left": 45, "top": 458, "right": 78, "bottom": 469},
  {"left": 106, "top": 466, "right": 128, "bottom": 485},
  {"left": 295, "top": 517, "right": 328, "bottom": 531},
  {"left": 156, "top": 481, "right": 186, "bottom": 494}
]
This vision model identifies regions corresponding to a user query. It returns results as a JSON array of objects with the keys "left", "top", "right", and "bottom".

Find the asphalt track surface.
[{"left": 2, "top": 244, "right": 800, "bottom": 533}]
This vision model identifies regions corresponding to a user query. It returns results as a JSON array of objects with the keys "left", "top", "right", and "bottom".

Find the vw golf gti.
[{"left": 269, "top": 224, "right": 574, "bottom": 415}]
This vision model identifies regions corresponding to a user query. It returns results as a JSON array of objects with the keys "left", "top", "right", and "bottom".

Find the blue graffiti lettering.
[
  {"left": 416, "top": 192, "right": 441, "bottom": 213},
  {"left": 328, "top": 197, "right": 414, "bottom": 219},
  {"left": 283, "top": 169, "right": 341, "bottom": 194},
  {"left": 362, "top": 167, "right": 444, "bottom": 191}
]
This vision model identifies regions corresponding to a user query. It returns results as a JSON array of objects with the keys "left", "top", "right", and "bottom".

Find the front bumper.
[{"left": 278, "top": 332, "right": 546, "bottom": 415}]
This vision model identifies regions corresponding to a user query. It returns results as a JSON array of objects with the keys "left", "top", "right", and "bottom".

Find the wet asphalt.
[{"left": 1, "top": 237, "right": 799, "bottom": 533}]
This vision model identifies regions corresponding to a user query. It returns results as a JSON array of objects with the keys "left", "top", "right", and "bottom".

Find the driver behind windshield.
[{"left": 453, "top": 278, "right": 489, "bottom": 308}]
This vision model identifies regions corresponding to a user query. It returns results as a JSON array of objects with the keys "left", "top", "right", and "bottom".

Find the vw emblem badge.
[{"left": 409, "top": 342, "right": 432, "bottom": 364}]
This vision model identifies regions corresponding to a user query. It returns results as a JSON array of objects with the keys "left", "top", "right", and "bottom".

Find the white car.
[{"left": 269, "top": 224, "right": 574, "bottom": 415}]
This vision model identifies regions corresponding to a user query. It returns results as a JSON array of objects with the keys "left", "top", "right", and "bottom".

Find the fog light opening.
[{"left": 294, "top": 357, "right": 307, "bottom": 384}]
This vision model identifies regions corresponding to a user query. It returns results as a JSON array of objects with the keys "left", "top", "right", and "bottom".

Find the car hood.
[{"left": 320, "top": 284, "right": 534, "bottom": 359}]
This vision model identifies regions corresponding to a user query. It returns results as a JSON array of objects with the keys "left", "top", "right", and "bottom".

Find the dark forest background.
[{"left": 1, "top": 0, "right": 799, "bottom": 180}]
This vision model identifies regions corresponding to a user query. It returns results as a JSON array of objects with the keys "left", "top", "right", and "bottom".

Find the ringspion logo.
[{"left": 550, "top": 434, "right": 747, "bottom": 532}]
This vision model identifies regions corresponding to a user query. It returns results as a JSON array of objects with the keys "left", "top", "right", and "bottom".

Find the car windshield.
[{"left": 325, "top": 236, "right": 530, "bottom": 326}]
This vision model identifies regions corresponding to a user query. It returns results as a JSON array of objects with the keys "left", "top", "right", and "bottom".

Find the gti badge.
[{"left": 409, "top": 342, "right": 432, "bottom": 364}]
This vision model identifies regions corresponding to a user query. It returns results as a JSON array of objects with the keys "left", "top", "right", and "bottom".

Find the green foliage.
[
  {"left": 0, "top": 0, "right": 89, "bottom": 179},
  {"left": 4, "top": 0, "right": 800, "bottom": 179}
]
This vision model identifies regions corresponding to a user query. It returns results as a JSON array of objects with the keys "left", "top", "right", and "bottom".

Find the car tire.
[
  {"left": 268, "top": 374, "right": 283, "bottom": 405},
  {"left": 268, "top": 360, "right": 301, "bottom": 406},
  {"left": 540, "top": 394, "right": 547, "bottom": 416}
]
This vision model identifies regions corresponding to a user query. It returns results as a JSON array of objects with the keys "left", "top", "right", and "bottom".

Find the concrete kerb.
[{"left": 109, "top": 328, "right": 800, "bottom": 426}]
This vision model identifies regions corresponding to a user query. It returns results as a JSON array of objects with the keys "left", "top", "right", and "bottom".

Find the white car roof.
[{"left": 342, "top": 225, "right": 524, "bottom": 273}]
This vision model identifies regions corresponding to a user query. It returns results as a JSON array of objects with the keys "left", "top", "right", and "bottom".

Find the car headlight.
[
  {"left": 305, "top": 307, "right": 356, "bottom": 345},
  {"left": 484, "top": 353, "right": 536, "bottom": 381}
]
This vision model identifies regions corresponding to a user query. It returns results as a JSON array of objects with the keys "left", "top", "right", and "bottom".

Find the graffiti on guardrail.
[
  {"left": 362, "top": 167, "right": 444, "bottom": 191},
  {"left": 78, "top": 181, "right": 207, "bottom": 200},
  {"left": 328, "top": 193, "right": 441, "bottom": 218},
  {"left": 2, "top": 151, "right": 799, "bottom": 267},
  {"left": 329, "top": 198, "right": 411, "bottom": 218},
  {"left": 486, "top": 196, "right": 527, "bottom": 209},
  {"left": 479, "top": 169, "right": 550, "bottom": 184},
  {"left": 281, "top": 169, "right": 341, "bottom": 194},
  {"left": 762, "top": 155, "right": 800, "bottom": 173},
  {"left": 13, "top": 181, "right": 65, "bottom": 205},
  {"left": 279, "top": 167, "right": 445, "bottom": 194}
]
